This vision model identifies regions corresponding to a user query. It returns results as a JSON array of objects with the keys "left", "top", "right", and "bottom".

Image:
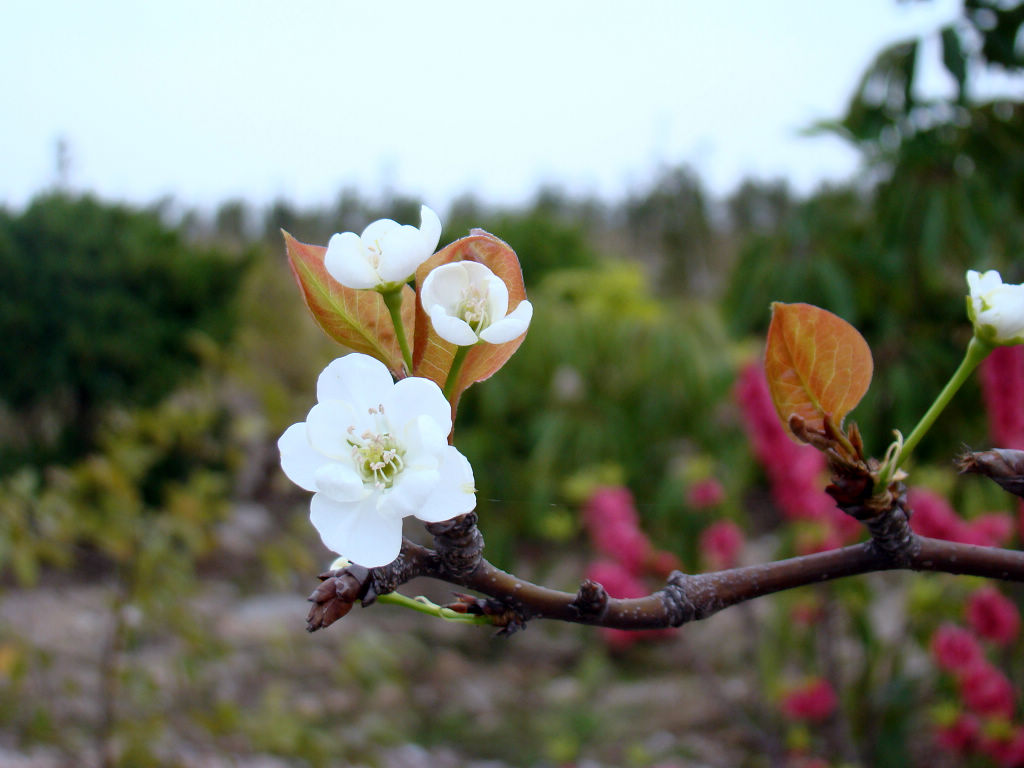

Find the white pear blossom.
[
  {"left": 325, "top": 205, "right": 442, "bottom": 292},
  {"left": 278, "top": 353, "right": 476, "bottom": 567},
  {"left": 967, "top": 269, "right": 1024, "bottom": 346},
  {"left": 420, "top": 261, "right": 533, "bottom": 346}
]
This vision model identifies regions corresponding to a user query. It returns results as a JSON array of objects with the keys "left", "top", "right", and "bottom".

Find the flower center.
[
  {"left": 457, "top": 284, "right": 491, "bottom": 333},
  {"left": 367, "top": 241, "right": 383, "bottom": 271},
  {"left": 347, "top": 405, "right": 405, "bottom": 489}
]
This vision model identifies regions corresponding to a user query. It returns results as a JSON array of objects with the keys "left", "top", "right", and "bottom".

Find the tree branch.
[
  {"left": 306, "top": 450, "right": 1024, "bottom": 633},
  {"left": 307, "top": 524, "right": 1024, "bottom": 632}
]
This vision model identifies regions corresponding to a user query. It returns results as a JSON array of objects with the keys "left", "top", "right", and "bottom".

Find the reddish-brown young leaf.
[
  {"left": 413, "top": 230, "right": 528, "bottom": 410},
  {"left": 283, "top": 231, "right": 415, "bottom": 376},
  {"left": 765, "top": 302, "right": 873, "bottom": 434}
]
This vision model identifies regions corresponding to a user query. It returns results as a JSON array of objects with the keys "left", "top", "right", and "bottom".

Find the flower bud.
[
  {"left": 966, "top": 270, "right": 1024, "bottom": 346},
  {"left": 420, "top": 260, "right": 532, "bottom": 346},
  {"left": 325, "top": 205, "right": 441, "bottom": 292},
  {"left": 956, "top": 448, "right": 1024, "bottom": 498},
  {"left": 305, "top": 565, "right": 369, "bottom": 632}
]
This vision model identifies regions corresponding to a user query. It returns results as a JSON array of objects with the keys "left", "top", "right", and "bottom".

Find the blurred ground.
[{"left": 0, "top": 506, "right": 769, "bottom": 768}]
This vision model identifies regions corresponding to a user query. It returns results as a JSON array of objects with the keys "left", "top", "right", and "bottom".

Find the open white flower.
[
  {"left": 278, "top": 353, "right": 476, "bottom": 567},
  {"left": 967, "top": 269, "right": 1024, "bottom": 346},
  {"left": 325, "top": 205, "right": 442, "bottom": 292},
  {"left": 420, "top": 261, "right": 533, "bottom": 346}
]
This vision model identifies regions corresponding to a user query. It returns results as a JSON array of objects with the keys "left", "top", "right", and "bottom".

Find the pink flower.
[
  {"left": 735, "top": 363, "right": 856, "bottom": 545},
  {"left": 907, "top": 488, "right": 1010, "bottom": 546},
  {"left": 700, "top": 520, "right": 745, "bottom": 570},
  {"left": 687, "top": 477, "right": 725, "bottom": 509},
  {"left": 967, "top": 587, "right": 1021, "bottom": 646},
  {"left": 934, "top": 713, "right": 981, "bottom": 754},
  {"left": 649, "top": 549, "right": 683, "bottom": 579},
  {"left": 583, "top": 487, "right": 652, "bottom": 574},
  {"left": 981, "top": 727, "right": 1024, "bottom": 767},
  {"left": 981, "top": 345, "right": 1024, "bottom": 450},
  {"left": 780, "top": 678, "right": 838, "bottom": 722},
  {"left": 959, "top": 660, "right": 1015, "bottom": 719},
  {"left": 583, "top": 486, "right": 639, "bottom": 531},
  {"left": 930, "top": 623, "right": 984, "bottom": 672},
  {"left": 968, "top": 513, "right": 1014, "bottom": 547},
  {"left": 909, "top": 488, "right": 965, "bottom": 541}
]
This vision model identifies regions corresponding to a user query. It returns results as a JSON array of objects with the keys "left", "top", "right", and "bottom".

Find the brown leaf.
[
  {"left": 765, "top": 302, "right": 873, "bottom": 434},
  {"left": 283, "top": 232, "right": 415, "bottom": 376}
]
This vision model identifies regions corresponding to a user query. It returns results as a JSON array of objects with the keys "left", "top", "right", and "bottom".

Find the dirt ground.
[{"left": 0, "top": 563, "right": 772, "bottom": 768}]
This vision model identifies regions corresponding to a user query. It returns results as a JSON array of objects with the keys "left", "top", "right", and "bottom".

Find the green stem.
[
  {"left": 876, "top": 336, "right": 991, "bottom": 490},
  {"left": 382, "top": 289, "right": 413, "bottom": 374},
  {"left": 376, "top": 591, "right": 491, "bottom": 625},
  {"left": 443, "top": 345, "right": 470, "bottom": 401}
]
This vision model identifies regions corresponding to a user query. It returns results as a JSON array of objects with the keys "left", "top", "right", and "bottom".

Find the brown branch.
[
  {"left": 306, "top": 447, "right": 1024, "bottom": 633},
  {"left": 307, "top": 528, "right": 1024, "bottom": 632}
]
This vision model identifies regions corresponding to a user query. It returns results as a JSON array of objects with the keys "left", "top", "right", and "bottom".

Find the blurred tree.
[
  {"left": 0, "top": 194, "right": 248, "bottom": 468},
  {"left": 624, "top": 166, "right": 719, "bottom": 295},
  {"left": 725, "top": 0, "right": 1024, "bottom": 459},
  {"left": 726, "top": 179, "right": 795, "bottom": 236},
  {"left": 444, "top": 191, "right": 603, "bottom": 283},
  {"left": 213, "top": 199, "right": 252, "bottom": 244}
]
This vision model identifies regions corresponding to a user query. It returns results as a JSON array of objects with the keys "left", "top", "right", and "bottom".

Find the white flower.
[
  {"left": 420, "top": 261, "right": 533, "bottom": 346},
  {"left": 324, "top": 205, "right": 442, "bottom": 292},
  {"left": 278, "top": 353, "right": 476, "bottom": 567},
  {"left": 967, "top": 269, "right": 1024, "bottom": 346}
]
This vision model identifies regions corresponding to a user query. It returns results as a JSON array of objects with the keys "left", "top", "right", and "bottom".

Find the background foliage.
[{"left": 1, "top": 2, "right": 1024, "bottom": 766}]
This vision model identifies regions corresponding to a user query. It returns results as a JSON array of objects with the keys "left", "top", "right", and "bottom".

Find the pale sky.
[{"left": 1, "top": 0, "right": 996, "bottom": 213}]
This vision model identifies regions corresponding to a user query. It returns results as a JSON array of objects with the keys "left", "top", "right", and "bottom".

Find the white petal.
[
  {"left": 377, "top": 224, "right": 431, "bottom": 283},
  {"left": 325, "top": 232, "right": 379, "bottom": 290},
  {"left": 360, "top": 218, "right": 400, "bottom": 244},
  {"left": 418, "top": 205, "right": 442, "bottom": 253},
  {"left": 987, "top": 285, "right": 1024, "bottom": 335},
  {"left": 317, "top": 354, "right": 395, "bottom": 406},
  {"left": 278, "top": 422, "right": 327, "bottom": 492},
  {"left": 400, "top": 415, "right": 449, "bottom": 465},
  {"left": 479, "top": 300, "right": 533, "bottom": 344},
  {"left": 459, "top": 260, "right": 499, "bottom": 284},
  {"left": 306, "top": 401, "right": 361, "bottom": 459},
  {"left": 314, "top": 462, "right": 367, "bottom": 502},
  {"left": 310, "top": 493, "right": 403, "bottom": 567},
  {"left": 481, "top": 273, "right": 510, "bottom": 320},
  {"left": 385, "top": 466, "right": 439, "bottom": 516},
  {"left": 345, "top": 503, "right": 404, "bottom": 567},
  {"left": 966, "top": 269, "right": 982, "bottom": 295},
  {"left": 421, "top": 262, "right": 471, "bottom": 312},
  {"left": 428, "top": 304, "right": 480, "bottom": 346},
  {"left": 968, "top": 269, "right": 1003, "bottom": 296},
  {"left": 417, "top": 447, "right": 476, "bottom": 523},
  {"left": 309, "top": 493, "right": 357, "bottom": 554},
  {"left": 385, "top": 376, "right": 453, "bottom": 437}
]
